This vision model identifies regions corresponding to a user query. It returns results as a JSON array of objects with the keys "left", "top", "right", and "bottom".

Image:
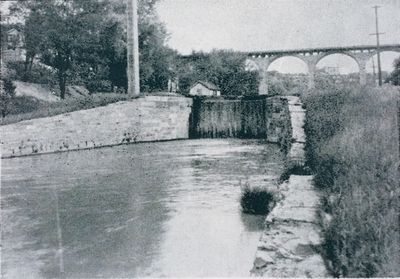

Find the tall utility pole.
[
  {"left": 370, "top": 5, "right": 384, "bottom": 86},
  {"left": 127, "top": 0, "right": 140, "bottom": 97}
]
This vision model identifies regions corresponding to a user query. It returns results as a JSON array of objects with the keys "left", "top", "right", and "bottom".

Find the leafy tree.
[
  {"left": 386, "top": 57, "right": 400, "bottom": 85},
  {"left": 107, "top": 0, "right": 176, "bottom": 92},
  {"left": 177, "top": 50, "right": 259, "bottom": 96},
  {"left": 11, "top": 0, "right": 113, "bottom": 99}
]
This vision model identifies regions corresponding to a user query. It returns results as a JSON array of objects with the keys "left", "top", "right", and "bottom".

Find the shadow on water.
[{"left": 240, "top": 212, "right": 266, "bottom": 232}]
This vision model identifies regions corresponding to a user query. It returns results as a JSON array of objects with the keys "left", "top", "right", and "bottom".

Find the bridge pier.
[
  {"left": 359, "top": 61, "right": 367, "bottom": 86},
  {"left": 303, "top": 56, "right": 319, "bottom": 90},
  {"left": 350, "top": 52, "right": 372, "bottom": 86},
  {"left": 254, "top": 58, "right": 271, "bottom": 95}
]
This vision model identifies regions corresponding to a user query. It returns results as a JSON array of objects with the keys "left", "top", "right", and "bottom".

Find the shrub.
[
  {"left": 0, "top": 78, "right": 16, "bottom": 117},
  {"left": 85, "top": 79, "right": 113, "bottom": 94},
  {"left": 240, "top": 183, "right": 275, "bottom": 215},
  {"left": 8, "top": 96, "right": 45, "bottom": 115},
  {"left": 7, "top": 61, "right": 58, "bottom": 88}
]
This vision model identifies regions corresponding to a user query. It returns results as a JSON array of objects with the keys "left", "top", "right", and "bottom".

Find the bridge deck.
[
  {"left": 245, "top": 44, "right": 400, "bottom": 57},
  {"left": 180, "top": 44, "right": 400, "bottom": 59}
]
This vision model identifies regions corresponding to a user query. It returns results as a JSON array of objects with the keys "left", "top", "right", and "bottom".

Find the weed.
[{"left": 240, "top": 183, "right": 275, "bottom": 215}]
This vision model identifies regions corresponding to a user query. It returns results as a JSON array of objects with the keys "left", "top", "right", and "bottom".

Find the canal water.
[{"left": 1, "top": 139, "right": 284, "bottom": 278}]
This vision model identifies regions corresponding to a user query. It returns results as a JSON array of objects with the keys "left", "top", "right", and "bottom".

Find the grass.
[
  {"left": 302, "top": 85, "right": 400, "bottom": 277},
  {"left": 1, "top": 93, "right": 131, "bottom": 125},
  {"left": 240, "top": 183, "right": 275, "bottom": 215}
]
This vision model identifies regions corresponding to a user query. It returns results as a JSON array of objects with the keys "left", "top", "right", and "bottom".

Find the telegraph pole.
[
  {"left": 370, "top": 5, "right": 384, "bottom": 86},
  {"left": 127, "top": 0, "right": 140, "bottom": 97}
]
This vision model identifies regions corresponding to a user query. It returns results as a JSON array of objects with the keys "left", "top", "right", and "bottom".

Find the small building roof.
[
  {"left": 191, "top": 81, "right": 220, "bottom": 91},
  {"left": 6, "top": 28, "right": 20, "bottom": 35}
]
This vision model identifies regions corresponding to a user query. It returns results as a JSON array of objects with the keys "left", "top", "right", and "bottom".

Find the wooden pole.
[
  {"left": 373, "top": 5, "right": 383, "bottom": 86},
  {"left": 127, "top": 0, "right": 140, "bottom": 97}
]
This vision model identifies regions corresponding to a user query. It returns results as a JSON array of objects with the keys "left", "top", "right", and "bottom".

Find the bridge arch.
[
  {"left": 266, "top": 55, "right": 309, "bottom": 73},
  {"left": 245, "top": 44, "right": 400, "bottom": 93},
  {"left": 315, "top": 52, "right": 361, "bottom": 72}
]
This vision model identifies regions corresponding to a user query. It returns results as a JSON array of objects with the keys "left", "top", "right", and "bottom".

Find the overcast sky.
[
  {"left": 156, "top": 0, "right": 400, "bottom": 73},
  {"left": 1, "top": 0, "right": 399, "bottom": 73}
]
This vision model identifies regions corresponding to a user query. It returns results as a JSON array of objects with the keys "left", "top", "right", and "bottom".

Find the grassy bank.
[
  {"left": 302, "top": 86, "right": 400, "bottom": 277},
  {"left": 1, "top": 93, "right": 131, "bottom": 125}
]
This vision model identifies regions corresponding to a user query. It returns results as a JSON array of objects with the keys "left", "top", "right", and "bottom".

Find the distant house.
[
  {"left": 321, "top": 66, "right": 340, "bottom": 75},
  {"left": 5, "top": 28, "right": 24, "bottom": 50},
  {"left": 189, "top": 81, "right": 221, "bottom": 97},
  {"left": 1, "top": 27, "right": 25, "bottom": 63}
]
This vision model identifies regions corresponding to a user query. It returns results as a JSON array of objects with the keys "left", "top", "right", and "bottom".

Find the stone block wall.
[
  {"left": 0, "top": 95, "right": 192, "bottom": 158},
  {"left": 265, "top": 97, "right": 292, "bottom": 152},
  {"left": 189, "top": 96, "right": 292, "bottom": 149}
]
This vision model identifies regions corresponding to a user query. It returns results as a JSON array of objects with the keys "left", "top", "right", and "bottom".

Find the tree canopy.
[
  {"left": 10, "top": 0, "right": 174, "bottom": 97},
  {"left": 386, "top": 57, "right": 400, "bottom": 85},
  {"left": 177, "top": 50, "right": 259, "bottom": 96},
  {"left": 9, "top": 0, "right": 259, "bottom": 97}
]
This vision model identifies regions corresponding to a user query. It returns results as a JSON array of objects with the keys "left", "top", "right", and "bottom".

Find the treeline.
[
  {"left": 176, "top": 51, "right": 259, "bottom": 96},
  {"left": 5, "top": 0, "right": 258, "bottom": 98}
]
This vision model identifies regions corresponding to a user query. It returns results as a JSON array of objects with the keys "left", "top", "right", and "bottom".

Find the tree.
[
  {"left": 10, "top": 0, "right": 183, "bottom": 95},
  {"left": 386, "top": 57, "right": 400, "bottom": 85},
  {"left": 107, "top": 0, "right": 175, "bottom": 92},
  {"left": 11, "top": 0, "right": 113, "bottom": 99},
  {"left": 177, "top": 50, "right": 259, "bottom": 96}
]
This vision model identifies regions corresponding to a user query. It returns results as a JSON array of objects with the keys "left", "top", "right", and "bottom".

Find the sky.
[
  {"left": 1, "top": 0, "right": 399, "bottom": 73},
  {"left": 156, "top": 0, "right": 400, "bottom": 73}
]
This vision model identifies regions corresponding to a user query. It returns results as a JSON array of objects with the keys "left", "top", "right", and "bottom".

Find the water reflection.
[{"left": 1, "top": 139, "right": 284, "bottom": 278}]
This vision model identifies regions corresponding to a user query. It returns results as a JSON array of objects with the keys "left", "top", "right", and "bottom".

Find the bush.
[
  {"left": 302, "top": 85, "right": 400, "bottom": 277},
  {"left": 6, "top": 61, "right": 58, "bottom": 88},
  {"left": 240, "top": 183, "right": 275, "bottom": 215},
  {"left": 85, "top": 79, "right": 113, "bottom": 93},
  {"left": 8, "top": 96, "right": 45, "bottom": 115},
  {"left": 0, "top": 78, "right": 16, "bottom": 117}
]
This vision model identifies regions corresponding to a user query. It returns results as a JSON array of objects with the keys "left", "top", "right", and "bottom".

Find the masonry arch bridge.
[{"left": 247, "top": 44, "right": 400, "bottom": 94}]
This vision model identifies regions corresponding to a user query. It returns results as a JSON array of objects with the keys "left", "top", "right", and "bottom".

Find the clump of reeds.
[{"left": 240, "top": 183, "right": 275, "bottom": 215}]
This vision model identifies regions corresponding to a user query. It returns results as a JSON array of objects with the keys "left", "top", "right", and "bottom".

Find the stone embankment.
[
  {"left": 0, "top": 95, "right": 192, "bottom": 158},
  {"left": 251, "top": 96, "right": 329, "bottom": 277}
]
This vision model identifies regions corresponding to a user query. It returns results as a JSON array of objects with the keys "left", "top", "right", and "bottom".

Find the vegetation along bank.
[{"left": 303, "top": 85, "right": 400, "bottom": 277}]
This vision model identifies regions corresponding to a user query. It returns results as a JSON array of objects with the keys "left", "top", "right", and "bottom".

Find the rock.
[{"left": 254, "top": 250, "right": 275, "bottom": 269}]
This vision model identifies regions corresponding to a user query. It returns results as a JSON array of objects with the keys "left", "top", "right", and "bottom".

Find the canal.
[{"left": 1, "top": 139, "right": 284, "bottom": 278}]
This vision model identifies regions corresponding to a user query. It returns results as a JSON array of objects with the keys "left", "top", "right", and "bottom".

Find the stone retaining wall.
[
  {"left": 190, "top": 96, "right": 292, "bottom": 150},
  {"left": 0, "top": 95, "right": 192, "bottom": 158},
  {"left": 251, "top": 96, "right": 329, "bottom": 277}
]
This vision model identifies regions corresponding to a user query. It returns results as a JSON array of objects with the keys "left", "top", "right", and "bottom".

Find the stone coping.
[{"left": 251, "top": 96, "right": 329, "bottom": 277}]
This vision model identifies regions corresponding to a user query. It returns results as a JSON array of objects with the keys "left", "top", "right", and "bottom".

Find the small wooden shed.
[{"left": 189, "top": 81, "right": 221, "bottom": 97}]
